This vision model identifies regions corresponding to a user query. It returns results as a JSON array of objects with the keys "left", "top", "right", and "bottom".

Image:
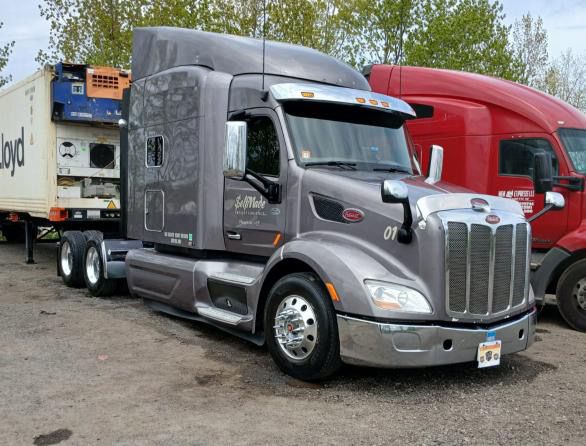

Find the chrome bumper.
[{"left": 337, "top": 308, "right": 536, "bottom": 368}]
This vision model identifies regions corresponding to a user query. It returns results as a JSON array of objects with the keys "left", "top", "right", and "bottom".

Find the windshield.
[
  {"left": 284, "top": 102, "right": 414, "bottom": 173},
  {"left": 559, "top": 128, "right": 586, "bottom": 173}
]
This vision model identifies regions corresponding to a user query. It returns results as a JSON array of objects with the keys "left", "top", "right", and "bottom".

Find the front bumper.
[{"left": 337, "top": 308, "right": 537, "bottom": 368}]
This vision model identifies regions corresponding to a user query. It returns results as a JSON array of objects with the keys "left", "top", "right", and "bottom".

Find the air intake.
[{"left": 312, "top": 195, "right": 346, "bottom": 223}]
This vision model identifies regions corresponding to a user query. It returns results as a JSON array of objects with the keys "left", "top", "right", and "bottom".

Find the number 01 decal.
[{"left": 384, "top": 225, "right": 398, "bottom": 241}]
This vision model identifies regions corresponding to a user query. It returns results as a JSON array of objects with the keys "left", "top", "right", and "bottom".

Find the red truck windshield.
[
  {"left": 284, "top": 102, "right": 414, "bottom": 173},
  {"left": 559, "top": 128, "right": 586, "bottom": 173}
]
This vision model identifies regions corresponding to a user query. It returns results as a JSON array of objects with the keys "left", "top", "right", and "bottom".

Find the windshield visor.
[
  {"left": 284, "top": 102, "right": 414, "bottom": 173},
  {"left": 559, "top": 128, "right": 586, "bottom": 173}
]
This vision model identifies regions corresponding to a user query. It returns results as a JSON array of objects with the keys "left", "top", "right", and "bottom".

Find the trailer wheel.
[
  {"left": 58, "top": 231, "right": 87, "bottom": 288},
  {"left": 264, "top": 272, "right": 341, "bottom": 381},
  {"left": 83, "top": 239, "right": 119, "bottom": 297},
  {"left": 556, "top": 259, "right": 586, "bottom": 332}
]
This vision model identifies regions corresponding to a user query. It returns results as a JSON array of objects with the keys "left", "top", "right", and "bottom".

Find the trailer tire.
[
  {"left": 264, "top": 272, "right": 341, "bottom": 381},
  {"left": 556, "top": 259, "right": 586, "bottom": 332},
  {"left": 58, "top": 231, "right": 87, "bottom": 288},
  {"left": 83, "top": 239, "right": 119, "bottom": 297}
]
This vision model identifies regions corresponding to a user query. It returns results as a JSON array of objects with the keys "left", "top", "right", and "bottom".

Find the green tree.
[
  {"left": 539, "top": 49, "right": 586, "bottom": 112},
  {"left": 350, "top": 0, "right": 419, "bottom": 67},
  {"left": 511, "top": 13, "right": 548, "bottom": 87},
  {"left": 0, "top": 21, "right": 15, "bottom": 88},
  {"left": 403, "top": 0, "right": 519, "bottom": 80}
]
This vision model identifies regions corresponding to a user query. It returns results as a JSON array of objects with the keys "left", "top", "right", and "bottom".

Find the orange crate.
[{"left": 86, "top": 66, "right": 131, "bottom": 100}]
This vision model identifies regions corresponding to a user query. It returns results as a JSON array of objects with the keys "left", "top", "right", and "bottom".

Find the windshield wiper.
[
  {"left": 304, "top": 161, "right": 357, "bottom": 170},
  {"left": 372, "top": 165, "right": 411, "bottom": 174}
]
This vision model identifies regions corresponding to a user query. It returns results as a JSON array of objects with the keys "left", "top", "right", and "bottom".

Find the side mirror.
[
  {"left": 533, "top": 151, "right": 553, "bottom": 194},
  {"left": 381, "top": 179, "right": 408, "bottom": 203},
  {"left": 545, "top": 191, "right": 565, "bottom": 210},
  {"left": 425, "top": 145, "right": 444, "bottom": 184},
  {"left": 381, "top": 180, "right": 412, "bottom": 244},
  {"left": 223, "top": 121, "right": 247, "bottom": 180}
]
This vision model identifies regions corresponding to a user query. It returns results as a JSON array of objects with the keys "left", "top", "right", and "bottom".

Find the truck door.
[
  {"left": 223, "top": 110, "right": 287, "bottom": 256},
  {"left": 493, "top": 136, "right": 569, "bottom": 248}
]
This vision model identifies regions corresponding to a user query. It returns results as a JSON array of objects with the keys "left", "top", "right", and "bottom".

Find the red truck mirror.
[{"left": 533, "top": 151, "right": 553, "bottom": 194}]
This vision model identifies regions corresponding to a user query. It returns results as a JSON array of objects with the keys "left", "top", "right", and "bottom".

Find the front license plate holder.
[{"left": 477, "top": 340, "right": 502, "bottom": 368}]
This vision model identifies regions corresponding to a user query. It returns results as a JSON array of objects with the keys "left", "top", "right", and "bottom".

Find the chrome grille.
[{"left": 446, "top": 219, "right": 529, "bottom": 318}]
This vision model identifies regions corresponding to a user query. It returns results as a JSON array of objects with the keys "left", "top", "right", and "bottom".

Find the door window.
[
  {"left": 499, "top": 138, "right": 558, "bottom": 179},
  {"left": 246, "top": 116, "right": 280, "bottom": 177}
]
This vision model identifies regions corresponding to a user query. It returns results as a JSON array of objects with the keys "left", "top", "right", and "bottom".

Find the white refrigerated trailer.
[{"left": 0, "top": 64, "right": 127, "bottom": 262}]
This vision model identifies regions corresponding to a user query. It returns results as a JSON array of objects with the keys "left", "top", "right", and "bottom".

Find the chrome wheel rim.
[
  {"left": 573, "top": 278, "right": 586, "bottom": 311},
  {"left": 273, "top": 295, "right": 318, "bottom": 360},
  {"left": 60, "top": 241, "right": 73, "bottom": 277},
  {"left": 86, "top": 246, "right": 101, "bottom": 286}
]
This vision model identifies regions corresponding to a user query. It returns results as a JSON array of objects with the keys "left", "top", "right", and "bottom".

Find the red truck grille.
[{"left": 445, "top": 221, "right": 529, "bottom": 319}]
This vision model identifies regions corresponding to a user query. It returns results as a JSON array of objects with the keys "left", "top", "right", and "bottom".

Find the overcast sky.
[{"left": 1, "top": 0, "right": 586, "bottom": 84}]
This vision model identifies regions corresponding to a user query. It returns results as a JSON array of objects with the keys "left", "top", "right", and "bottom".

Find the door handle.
[{"left": 226, "top": 231, "right": 241, "bottom": 240}]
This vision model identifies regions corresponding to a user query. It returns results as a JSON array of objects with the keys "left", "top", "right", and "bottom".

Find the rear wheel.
[
  {"left": 264, "top": 272, "right": 341, "bottom": 381},
  {"left": 556, "top": 259, "right": 586, "bottom": 332},
  {"left": 58, "top": 231, "right": 87, "bottom": 287},
  {"left": 83, "top": 239, "right": 119, "bottom": 297}
]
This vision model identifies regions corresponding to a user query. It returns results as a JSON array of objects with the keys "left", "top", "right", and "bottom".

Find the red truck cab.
[{"left": 367, "top": 64, "right": 586, "bottom": 331}]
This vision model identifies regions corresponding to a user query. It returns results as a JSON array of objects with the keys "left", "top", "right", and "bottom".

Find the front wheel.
[
  {"left": 556, "top": 259, "right": 586, "bottom": 332},
  {"left": 264, "top": 272, "right": 341, "bottom": 381},
  {"left": 83, "top": 239, "right": 119, "bottom": 297}
]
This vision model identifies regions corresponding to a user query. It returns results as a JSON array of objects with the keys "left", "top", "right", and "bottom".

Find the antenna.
[{"left": 261, "top": 0, "right": 267, "bottom": 95}]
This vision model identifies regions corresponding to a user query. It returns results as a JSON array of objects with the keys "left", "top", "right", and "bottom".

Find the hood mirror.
[
  {"left": 381, "top": 180, "right": 413, "bottom": 244},
  {"left": 545, "top": 191, "right": 565, "bottom": 209},
  {"left": 425, "top": 145, "right": 444, "bottom": 184}
]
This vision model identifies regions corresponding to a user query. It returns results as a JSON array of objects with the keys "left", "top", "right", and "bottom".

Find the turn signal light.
[
  {"left": 326, "top": 282, "right": 341, "bottom": 302},
  {"left": 49, "top": 207, "right": 68, "bottom": 222}
]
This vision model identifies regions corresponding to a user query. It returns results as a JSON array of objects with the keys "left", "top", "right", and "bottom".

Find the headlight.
[{"left": 364, "top": 280, "right": 432, "bottom": 314}]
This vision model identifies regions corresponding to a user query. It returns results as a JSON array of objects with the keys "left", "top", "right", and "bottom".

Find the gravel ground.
[{"left": 0, "top": 242, "right": 585, "bottom": 446}]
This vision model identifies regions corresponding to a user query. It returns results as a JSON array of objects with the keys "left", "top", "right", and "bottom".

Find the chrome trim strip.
[
  {"left": 269, "top": 83, "right": 416, "bottom": 117},
  {"left": 487, "top": 225, "right": 496, "bottom": 315},
  {"left": 417, "top": 193, "right": 524, "bottom": 221},
  {"left": 509, "top": 224, "right": 517, "bottom": 310}
]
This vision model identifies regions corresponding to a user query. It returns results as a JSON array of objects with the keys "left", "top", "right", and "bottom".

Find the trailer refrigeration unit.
[
  {"left": 61, "top": 28, "right": 564, "bottom": 380},
  {"left": 367, "top": 64, "right": 586, "bottom": 332},
  {"left": 0, "top": 63, "right": 129, "bottom": 261}
]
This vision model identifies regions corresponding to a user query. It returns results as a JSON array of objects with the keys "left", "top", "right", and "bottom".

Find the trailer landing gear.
[{"left": 25, "top": 221, "right": 35, "bottom": 264}]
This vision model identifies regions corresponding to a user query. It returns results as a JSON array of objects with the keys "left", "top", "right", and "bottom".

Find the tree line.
[{"left": 0, "top": 0, "right": 585, "bottom": 110}]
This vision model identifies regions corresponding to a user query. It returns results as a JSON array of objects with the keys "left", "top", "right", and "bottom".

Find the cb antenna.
[{"left": 261, "top": 0, "right": 268, "bottom": 98}]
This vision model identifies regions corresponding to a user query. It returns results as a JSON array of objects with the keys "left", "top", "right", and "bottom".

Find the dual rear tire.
[{"left": 58, "top": 231, "right": 119, "bottom": 296}]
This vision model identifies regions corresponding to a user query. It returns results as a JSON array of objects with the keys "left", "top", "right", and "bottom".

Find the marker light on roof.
[
  {"left": 301, "top": 91, "right": 314, "bottom": 98},
  {"left": 381, "top": 101, "right": 390, "bottom": 108},
  {"left": 356, "top": 97, "right": 366, "bottom": 104},
  {"left": 369, "top": 99, "right": 378, "bottom": 105}
]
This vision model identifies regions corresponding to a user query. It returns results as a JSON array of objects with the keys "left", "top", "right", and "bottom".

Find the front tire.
[
  {"left": 264, "top": 273, "right": 341, "bottom": 381},
  {"left": 58, "top": 231, "right": 87, "bottom": 288},
  {"left": 83, "top": 239, "right": 119, "bottom": 297},
  {"left": 556, "top": 259, "right": 586, "bottom": 332}
]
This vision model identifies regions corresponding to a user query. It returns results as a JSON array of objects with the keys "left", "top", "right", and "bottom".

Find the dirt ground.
[{"left": 0, "top": 242, "right": 585, "bottom": 446}]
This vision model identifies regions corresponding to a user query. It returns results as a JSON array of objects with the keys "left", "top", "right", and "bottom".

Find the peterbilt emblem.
[
  {"left": 486, "top": 214, "right": 500, "bottom": 224},
  {"left": 342, "top": 208, "right": 364, "bottom": 222},
  {"left": 471, "top": 197, "right": 490, "bottom": 212}
]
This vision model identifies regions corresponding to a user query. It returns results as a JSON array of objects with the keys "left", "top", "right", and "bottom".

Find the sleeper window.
[
  {"left": 146, "top": 135, "right": 164, "bottom": 167},
  {"left": 246, "top": 117, "right": 280, "bottom": 177},
  {"left": 499, "top": 139, "right": 558, "bottom": 179}
]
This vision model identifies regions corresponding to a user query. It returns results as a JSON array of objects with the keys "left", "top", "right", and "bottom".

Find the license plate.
[
  {"left": 87, "top": 210, "right": 101, "bottom": 219},
  {"left": 477, "top": 340, "right": 502, "bottom": 368}
]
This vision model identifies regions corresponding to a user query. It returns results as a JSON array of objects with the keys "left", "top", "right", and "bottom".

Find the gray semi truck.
[{"left": 57, "top": 28, "right": 564, "bottom": 380}]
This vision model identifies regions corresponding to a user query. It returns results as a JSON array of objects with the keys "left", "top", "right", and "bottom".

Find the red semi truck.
[{"left": 367, "top": 64, "right": 586, "bottom": 331}]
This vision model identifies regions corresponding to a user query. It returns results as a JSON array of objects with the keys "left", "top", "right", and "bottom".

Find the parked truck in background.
[
  {"left": 57, "top": 28, "right": 563, "bottom": 380},
  {"left": 367, "top": 64, "right": 586, "bottom": 331},
  {"left": 0, "top": 63, "right": 129, "bottom": 262}
]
